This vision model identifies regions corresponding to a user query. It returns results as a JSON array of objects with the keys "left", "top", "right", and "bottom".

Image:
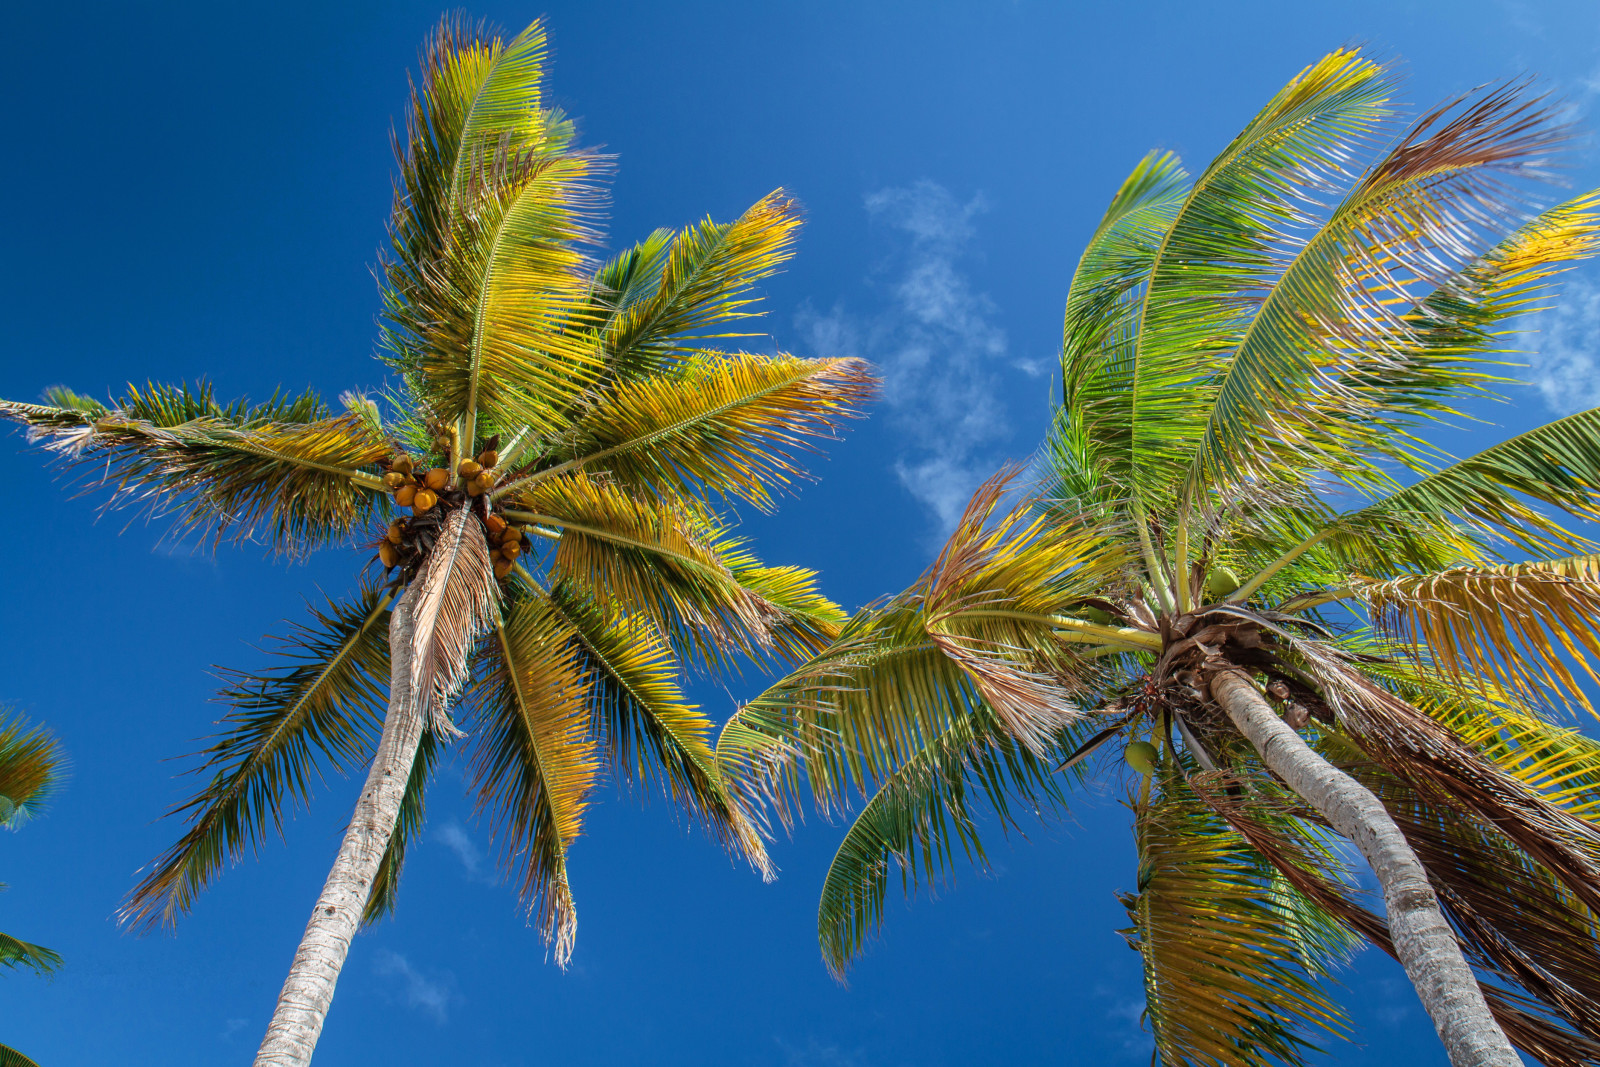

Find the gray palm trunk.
[
  {"left": 255, "top": 586, "right": 423, "bottom": 1067},
  {"left": 1209, "top": 670, "right": 1519, "bottom": 1067}
]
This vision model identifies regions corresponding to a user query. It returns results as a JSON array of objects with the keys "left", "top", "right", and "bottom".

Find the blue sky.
[{"left": 3, "top": 2, "right": 1600, "bottom": 1064}]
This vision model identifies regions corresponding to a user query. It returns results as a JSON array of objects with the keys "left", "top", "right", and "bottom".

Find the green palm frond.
[
  {"left": 2, "top": 384, "right": 387, "bottom": 554},
  {"left": 467, "top": 582, "right": 599, "bottom": 965},
  {"left": 817, "top": 708, "right": 1077, "bottom": 980},
  {"left": 0, "top": 929, "right": 61, "bottom": 977},
  {"left": 601, "top": 191, "right": 804, "bottom": 379},
  {"left": 0, "top": 713, "right": 65, "bottom": 829},
  {"left": 382, "top": 18, "right": 604, "bottom": 447},
  {"left": 0, "top": 1042, "right": 43, "bottom": 1067},
  {"left": 1115, "top": 51, "right": 1394, "bottom": 502},
  {"left": 1127, "top": 777, "right": 1347, "bottom": 1067},
  {"left": 508, "top": 352, "right": 874, "bottom": 510},
  {"left": 363, "top": 726, "right": 442, "bottom": 925},
  {"left": 121, "top": 584, "right": 393, "bottom": 930},
  {"left": 1185, "top": 88, "right": 1573, "bottom": 498},
  {"left": 544, "top": 581, "right": 771, "bottom": 876}
]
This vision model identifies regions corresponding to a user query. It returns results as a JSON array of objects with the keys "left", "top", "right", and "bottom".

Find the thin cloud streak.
[
  {"left": 800, "top": 180, "right": 1016, "bottom": 535},
  {"left": 1523, "top": 274, "right": 1600, "bottom": 414},
  {"left": 373, "top": 949, "right": 454, "bottom": 1024}
]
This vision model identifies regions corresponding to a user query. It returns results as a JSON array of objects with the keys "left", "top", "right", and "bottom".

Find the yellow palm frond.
[{"left": 467, "top": 584, "right": 598, "bottom": 965}]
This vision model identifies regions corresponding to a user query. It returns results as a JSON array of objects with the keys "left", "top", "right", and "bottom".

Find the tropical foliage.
[
  {"left": 2, "top": 17, "right": 869, "bottom": 1065},
  {"left": 1, "top": 711, "right": 66, "bottom": 1067},
  {"left": 721, "top": 51, "right": 1600, "bottom": 1066}
]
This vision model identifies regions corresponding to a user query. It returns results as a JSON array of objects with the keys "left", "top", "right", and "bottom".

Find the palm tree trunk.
[
  {"left": 1209, "top": 670, "right": 1518, "bottom": 1067},
  {"left": 255, "top": 585, "right": 422, "bottom": 1067}
]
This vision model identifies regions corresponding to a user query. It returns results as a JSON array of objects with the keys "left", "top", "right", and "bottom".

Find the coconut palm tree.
[
  {"left": 1, "top": 18, "right": 870, "bottom": 1067},
  {"left": 719, "top": 51, "right": 1600, "bottom": 1067},
  {"left": 1, "top": 711, "right": 66, "bottom": 1067}
]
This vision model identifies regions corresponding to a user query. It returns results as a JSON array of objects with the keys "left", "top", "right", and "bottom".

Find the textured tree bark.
[
  {"left": 1210, "top": 670, "right": 1518, "bottom": 1067},
  {"left": 255, "top": 586, "right": 422, "bottom": 1067}
]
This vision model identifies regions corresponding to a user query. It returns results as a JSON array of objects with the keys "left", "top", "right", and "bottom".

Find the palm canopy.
[
  {"left": 721, "top": 51, "right": 1600, "bottom": 1066},
  {"left": 1, "top": 18, "right": 871, "bottom": 966}
]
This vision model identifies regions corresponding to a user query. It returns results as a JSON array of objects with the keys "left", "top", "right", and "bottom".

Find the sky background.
[{"left": 3, "top": 1, "right": 1600, "bottom": 1064}]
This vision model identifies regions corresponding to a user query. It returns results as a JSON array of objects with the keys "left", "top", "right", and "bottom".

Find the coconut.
[
  {"left": 500, "top": 539, "right": 521, "bottom": 560},
  {"left": 493, "top": 557, "right": 514, "bottom": 579},
  {"left": 1205, "top": 566, "right": 1242, "bottom": 599},
  {"left": 458, "top": 459, "right": 482, "bottom": 478},
  {"left": 473, "top": 470, "right": 495, "bottom": 491},
  {"left": 383, "top": 471, "right": 407, "bottom": 488},
  {"left": 477, "top": 449, "right": 499, "bottom": 468},
  {"left": 1079, "top": 606, "right": 1114, "bottom": 625},
  {"left": 386, "top": 521, "right": 405, "bottom": 544},
  {"left": 392, "top": 456, "right": 415, "bottom": 475},
  {"left": 485, "top": 514, "right": 507, "bottom": 537},
  {"left": 396, "top": 485, "right": 417, "bottom": 507},
  {"left": 502, "top": 526, "right": 522, "bottom": 545},
  {"left": 1124, "top": 740, "right": 1159, "bottom": 776},
  {"left": 378, "top": 542, "right": 400, "bottom": 568},
  {"left": 413, "top": 489, "right": 438, "bottom": 513},
  {"left": 423, "top": 468, "right": 450, "bottom": 491},
  {"left": 466, "top": 481, "right": 485, "bottom": 497}
]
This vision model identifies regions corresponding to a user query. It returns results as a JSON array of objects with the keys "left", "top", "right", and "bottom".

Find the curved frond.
[
  {"left": 0, "top": 713, "right": 65, "bottom": 828},
  {"left": 1127, "top": 778, "right": 1347, "bottom": 1067},
  {"left": 0, "top": 1042, "right": 43, "bottom": 1067},
  {"left": 2, "top": 385, "right": 387, "bottom": 554},
  {"left": 0, "top": 929, "right": 61, "bottom": 977},
  {"left": 407, "top": 506, "right": 500, "bottom": 733},
  {"left": 507, "top": 352, "right": 874, "bottom": 510},
  {"left": 120, "top": 583, "right": 393, "bottom": 930},
  {"left": 466, "top": 583, "right": 599, "bottom": 965}
]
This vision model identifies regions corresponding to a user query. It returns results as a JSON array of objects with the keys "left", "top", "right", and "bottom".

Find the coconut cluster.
[{"left": 373, "top": 444, "right": 524, "bottom": 582}]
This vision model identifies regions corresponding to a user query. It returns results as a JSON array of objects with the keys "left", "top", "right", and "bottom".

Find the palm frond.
[
  {"left": 1355, "top": 560, "right": 1600, "bottom": 715},
  {"left": 602, "top": 191, "right": 804, "bottom": 379},
  {"left": 408, "top": 506, "right": 500, "bottom": 733},
  {"left": 1127, "top": 776, "right": 1347, "bottom": 1067},
  {"left": 816, "top": 708, "right": 1075, "bottom": 980},
  {"left": 1186, "top": 86, "right": 1573, "bottom": 498},
  {"left": 544, "top": 581, "right": 771, "bottom": 876},
  {"left": 507, "top": 352, "right": 874, "bottom": 510},
  {"left": 120, "top": 583, "right": 393, "bottom": 930},
  {"left": 362, "top": 726, "right": 441, "bottom": 925},
  {"left": 0, "top": 713, "right": 65, "bottom": 828},
  {"left": 2, "top": 385, "right": 387, "bottom": 554},
  {"left": 1117, "top": 50, "right": 1394, "bottom": 502},
  {"left": 466, "top": 582, "right": 598, "bottom": 965},
  {"left": 0, "top": 1042, "right": 43, "bottom": 1067},
  {"left": 0, "top": 929, "right": 61, "bottom": 977}
]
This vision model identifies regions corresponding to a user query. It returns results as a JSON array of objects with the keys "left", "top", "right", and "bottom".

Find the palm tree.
[
  {"left": 2, "top": 18, "right": 870, "bottom": 1067},
  {"left": 1, "top": 711, "right": 66, "bottom": 1067},
  {"left": 720, "top": 51, "right": 1600, "bottom": 1067}
]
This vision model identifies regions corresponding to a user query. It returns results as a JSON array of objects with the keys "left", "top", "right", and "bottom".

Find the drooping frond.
[
  {"left": 120, "top": 584, "right": 393, "bottom": 930},
  {"left": 1186, "top": 86, "right": 1572, "bottom": 498},
  {"left": 1356, "top": 560, "right": 1600, "bottom": 715},
  {"left": 466, "top": 582, "right": 599, "bottom": 965},
  {"left": 544, "top": 581, "right": 771, "bottom": 876},
  {"left": 503, "top": 475, "right": 771, "bottom": 667},
  {"left": 601, "top": 191, "right": 806, "bottom": 379},
  {"left": 0, "top": 1041, "right": 43, "bottom": 1067},
  {"left": 362, "top": 726, "right": 441, "bottom": 925},
  {"left": 408, "top": 507, "right": 500, "bottom": 733},
  {"left": 382, "top": 17, "right": 604, "bottom": 443},
  {"left": 0, "top": 928, "right": 61, "bottom": 977},
  {"left": 1117, "top": 50, "right": 1394, "bottom": 502},
  {"left": 1127, "top": 778, "right": 1347, "bottom": 1067},
  {"left": 1, "top": 385, "right": 387, "bottom": 554},
  {"left": 0, "top": 713, "right": 65, "bottom": 828},
  {"left": 508, "top": 352, "right": 875, "bottom": 510},
  {"left": 816, "top": 708, "right": 1076, "bottom": 980}
]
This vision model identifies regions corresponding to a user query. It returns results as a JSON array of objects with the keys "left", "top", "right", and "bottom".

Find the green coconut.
[
  {"left": 1205, "top": 566, "right": 1242, "bottom": 599},
  {"left": 1124, "top": 740, "right": 1159, "bottom": 776}
]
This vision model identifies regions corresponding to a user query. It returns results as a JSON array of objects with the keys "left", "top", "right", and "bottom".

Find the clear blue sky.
[{"left": 4, "top": 2, "right": 1600, "bottom": 1064}]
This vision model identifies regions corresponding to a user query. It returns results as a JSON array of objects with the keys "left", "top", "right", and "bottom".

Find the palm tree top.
[
  {"left": 720, "top": 49, "right": 1600, "bottom": 1067},
  {"left": 2, "top": 16, "right": 874, "bottom": 965}
]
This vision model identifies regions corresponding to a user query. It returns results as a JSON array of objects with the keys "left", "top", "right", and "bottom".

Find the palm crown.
[
  {"left": 722, "top": 51, "right": 1600, "bottom": 1067},
  {"left": 2, "top": 17, "right": 870, "bottom": 1064}
]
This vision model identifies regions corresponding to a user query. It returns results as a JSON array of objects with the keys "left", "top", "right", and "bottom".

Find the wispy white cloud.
[
  {"left": 433, "top": 820, "right": 489, "bottom": 882},
  {"left": 373, "top": 949, "right": 455, "bottom": 1024},
  {"left": 799, "top": 179, "right": 1021, "bottom": 535},
  {"left": 774, "top": 1036, "right": 869, "bottom": 1067},
  {"left": 1106, "top": 997, "right": 1154, "bottom": 1057},
  {"left": 1522, "top": 274, "right": 1600, "bottom": 414}
]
